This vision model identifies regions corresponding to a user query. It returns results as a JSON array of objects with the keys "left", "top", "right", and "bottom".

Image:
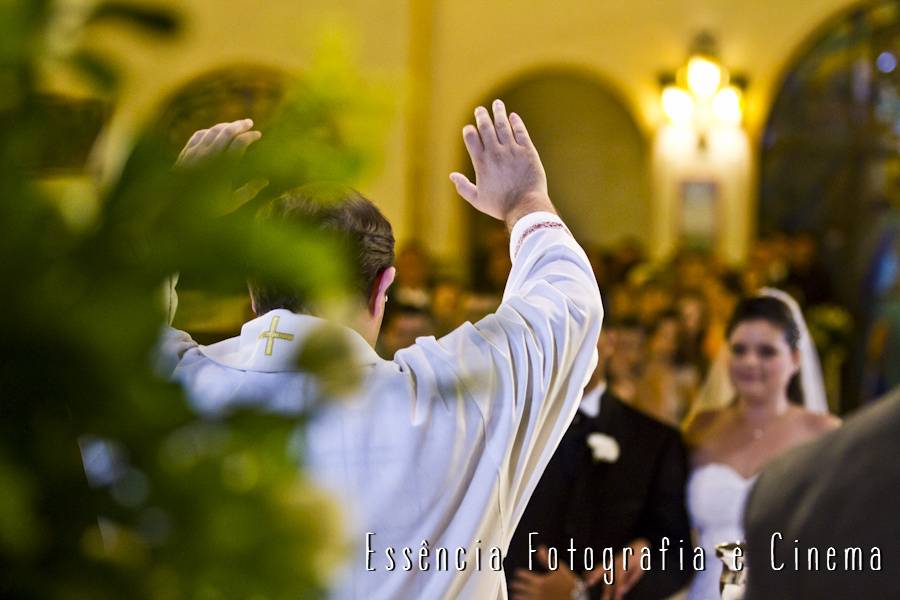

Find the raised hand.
[
  {"left": 175, "top": 119, "right": 262, "bottom": 169},
  {"left": 450, "top": 99, "right": 555, "bottom": 229}
]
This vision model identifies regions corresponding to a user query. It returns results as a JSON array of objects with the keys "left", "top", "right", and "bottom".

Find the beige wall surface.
[{"left": 50, "top": 0, "right": 863, "bottom": 266}]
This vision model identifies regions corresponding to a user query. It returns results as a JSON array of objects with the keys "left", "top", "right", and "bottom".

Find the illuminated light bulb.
[
  {"left": 662, "top": 85, "right": 694, "bottom": 124},
  {"left": 712, "top": 85, "right": 743, "bottom": 125},
  {"left": 687, "top": 55, "right": 722, "bottom": 99}
]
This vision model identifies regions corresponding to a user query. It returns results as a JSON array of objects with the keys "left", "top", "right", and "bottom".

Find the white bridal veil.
[{"left": 688, "top": 287, "right": 830, "bottom": 421}]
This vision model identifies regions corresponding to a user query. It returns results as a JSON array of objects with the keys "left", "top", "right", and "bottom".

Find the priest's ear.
[{"left": 369, "top": 266, "right": 397, "bottom": 317}]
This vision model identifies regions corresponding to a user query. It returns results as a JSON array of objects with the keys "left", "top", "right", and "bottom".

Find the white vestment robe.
[{"left": 158, "top": 211, "right": 603, "bottom": 599}]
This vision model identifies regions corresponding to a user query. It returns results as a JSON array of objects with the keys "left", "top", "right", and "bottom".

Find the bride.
[{"left": 681, "top": 289, "right": 840, "bottom": 599}]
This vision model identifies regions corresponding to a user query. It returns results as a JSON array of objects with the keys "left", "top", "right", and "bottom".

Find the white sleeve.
[
  {"left": 395, "top": 211, "right": 603, "bottom": 529},
  {"left": 154, "top": 326, "right": 199, "bottom": 377}
]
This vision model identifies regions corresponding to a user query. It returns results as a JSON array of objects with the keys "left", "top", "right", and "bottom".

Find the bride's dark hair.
[{"left": 726, "top": 296, "right": 803, "bottom": 404}]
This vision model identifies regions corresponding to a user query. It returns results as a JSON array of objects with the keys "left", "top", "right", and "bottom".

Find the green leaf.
[
  {"left": 87, "top": 2, "right": 180, "bottom": 36},
  {"left": 69, "top": 49, "right": 119, "bottom": 93}
]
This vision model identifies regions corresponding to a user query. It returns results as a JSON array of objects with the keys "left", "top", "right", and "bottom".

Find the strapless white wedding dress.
[{"left": 685, "top": 463, "right": 758, "bottom": 600}]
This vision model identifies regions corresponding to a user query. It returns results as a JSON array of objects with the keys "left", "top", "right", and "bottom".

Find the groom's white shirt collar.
[
  {"left": 579, "top": 381, "right": 606, "bottom": 418},
  {"left": 197, "top": 308, "right": 381, "bottom": 373}
]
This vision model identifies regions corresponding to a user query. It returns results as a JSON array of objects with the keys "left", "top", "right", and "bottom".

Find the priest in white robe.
[{"left": 158, "top": 101, "right": 603, "bottom": 599}]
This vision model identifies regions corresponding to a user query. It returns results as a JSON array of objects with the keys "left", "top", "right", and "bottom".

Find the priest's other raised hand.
[
  {"left": 450, "top": 99, "right": 556, "bottom": 229},
  {"left": 175, "top": 119, "right": 262, "bottom": 168},
  {"left": 174, "top": 119, "right": 268, "bottom": 214}
]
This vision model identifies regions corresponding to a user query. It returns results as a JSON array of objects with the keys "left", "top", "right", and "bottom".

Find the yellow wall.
[
  {"left": 53, "top": 0, "right": 415, "bottom": 241},
  {"left": 51, "top": 0, "right": 863, "bottom": 266}
]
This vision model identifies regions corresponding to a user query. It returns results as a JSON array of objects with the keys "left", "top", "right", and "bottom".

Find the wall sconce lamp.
[{"left": 659, "top": 32, "right": 748, "bottom": 133}]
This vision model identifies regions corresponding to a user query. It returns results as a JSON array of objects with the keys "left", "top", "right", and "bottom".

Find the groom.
[
  {"left": 505, "top": 320, "right": 692, "bottom": 600},
  {"left": 160, "top": 102, "right": 603, "bottom": 599}
]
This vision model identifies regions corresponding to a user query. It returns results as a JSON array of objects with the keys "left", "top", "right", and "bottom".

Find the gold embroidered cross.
[{"left": 258, "top": 315, "right": 294, "bottom": 356}]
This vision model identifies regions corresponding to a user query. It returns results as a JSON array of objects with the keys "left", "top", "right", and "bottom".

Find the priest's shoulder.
[{"left": 156, "top": 326, "right": 201, "bottom": 375}]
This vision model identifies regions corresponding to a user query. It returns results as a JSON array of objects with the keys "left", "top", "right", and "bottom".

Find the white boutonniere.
[{"left": 586, "top": 433, "right": 620, "bottom": 463}]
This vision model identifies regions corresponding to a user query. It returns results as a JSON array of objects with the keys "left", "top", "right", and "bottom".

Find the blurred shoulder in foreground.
[{"left": 744, "top": 388, "right": 900, "bottom": 600}]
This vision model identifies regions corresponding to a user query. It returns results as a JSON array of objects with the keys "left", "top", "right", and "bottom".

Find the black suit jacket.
[
  {"left": 744, "top": 389, "right": 900, "bottom": 600},
  {"left": 505, "top": 391, "right": 692, "bottom": 599}
]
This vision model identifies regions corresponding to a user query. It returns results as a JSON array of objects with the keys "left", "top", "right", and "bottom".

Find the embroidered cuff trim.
[{"left": 513, "top": 221, "right": 568, "bottom": 257}]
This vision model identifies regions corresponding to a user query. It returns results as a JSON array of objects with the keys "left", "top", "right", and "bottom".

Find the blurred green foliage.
[{"left": 0, "top": 1, "right": 385, "bottom": 597}]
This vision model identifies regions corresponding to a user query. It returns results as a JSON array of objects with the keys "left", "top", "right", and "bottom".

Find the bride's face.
[{"left": 728, "top": 319, "right": 799, "bottom": 402}]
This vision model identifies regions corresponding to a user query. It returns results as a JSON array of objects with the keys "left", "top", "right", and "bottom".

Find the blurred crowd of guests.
[{"left": 379, "top": 226, "right": 847, "bottom": 428}]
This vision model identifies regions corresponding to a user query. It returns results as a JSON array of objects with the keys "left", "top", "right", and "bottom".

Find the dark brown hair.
[
  {"left": 726, "top": 295, "right": 803, "bottom": 403},
  {"left": 726, "top": 296, "right": 801, "bottom": 350},
  {"left": 249, "top": 183, "right": 394, "bottom": 315}
]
